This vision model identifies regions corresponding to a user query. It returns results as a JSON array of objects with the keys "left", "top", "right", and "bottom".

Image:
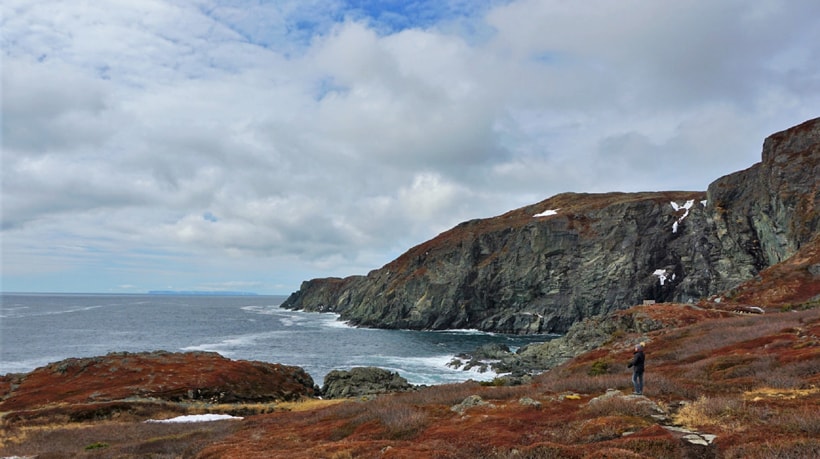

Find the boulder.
[
  {"left": 451, "top": 394, "right": 494, "bottom": 414},
  {"left": 321, "top": 367, "right": 412, "bottom": 399}
]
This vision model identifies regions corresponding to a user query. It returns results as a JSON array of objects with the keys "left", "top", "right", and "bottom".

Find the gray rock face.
[
  {"left": 321, "top": 367, "right": 412, "bottom": 399},
  {"left": 283, "top": 118, "right": 820, "bottom": 334}
]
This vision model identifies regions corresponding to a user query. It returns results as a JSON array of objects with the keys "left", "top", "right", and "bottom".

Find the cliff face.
[{"left": 283, "top": 118, "right": 820, "bottom": 333}]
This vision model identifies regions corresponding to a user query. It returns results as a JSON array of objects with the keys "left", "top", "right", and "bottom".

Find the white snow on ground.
[
  {"left": 533, "top": 209, "right": 558, "bottom": 217},
  {"left": 145, "top": 414, "right": 243, "bottom": 423},
  {"left": 670, "top": 200, "right": 695, "bottom": 233}
]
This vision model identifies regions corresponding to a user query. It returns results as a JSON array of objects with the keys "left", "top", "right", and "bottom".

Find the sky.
[{"left": 2, "top": 0, "right": 819, "bottom": 295}]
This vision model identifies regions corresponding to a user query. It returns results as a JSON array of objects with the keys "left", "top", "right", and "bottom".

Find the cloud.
[{"left": 2, "top": 0, "right": 819, "bottom": 293}]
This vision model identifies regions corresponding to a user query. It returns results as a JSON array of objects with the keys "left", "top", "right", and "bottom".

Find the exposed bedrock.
[{"left": 283, "top": 118, "right": 820, "bottom": 334}]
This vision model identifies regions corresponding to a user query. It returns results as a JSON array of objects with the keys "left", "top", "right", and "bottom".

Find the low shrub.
[
  {"left": 772, "top": 404, "right": 820, "bottom": 436},
  {"left": 538, "top": 372, "right": 628, "bottom": 395},
  {"left": 724, "top": 439, "right": 820, "bottom": 458},
  {"left": 374, "top": 403, "right": 428, "bottom": 440},
  {"left": 568, "top": 416, "right": 647, "bottom": 443},
  {"left": 583, "top": 396, "right": 658, "bottom": 418},
  {"left": 588, "top": 360, "right": 609, "bottom": 376},
  {"left": 646, "top": 373, "right": 699, "bottom": 398},
  {"left": 394, "top": 382, "right": 483, "bottom": 406},
  {"left": 488, "top": 442, "right": 581, "bottom": 459},
  {"left": 321, "top": 395, "right": 430, "bottom": 441},
  {"left": 0, "top": 418, "right": 239, "bottom": 458},
  {"left": 616, "top": 437, "right": 680, "bottom": 458}
]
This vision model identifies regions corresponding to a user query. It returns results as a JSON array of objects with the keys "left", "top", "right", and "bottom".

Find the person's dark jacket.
[{"left": 628, "top": 350, "right": 645, "bottom": 373}]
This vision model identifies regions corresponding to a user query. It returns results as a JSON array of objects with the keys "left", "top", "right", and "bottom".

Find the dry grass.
[
  {"left": 673, "top": 394, "right": 768, "bottom": 431},
  {"left": 724, "top": 439, "right": 820, "bottom": 459},
  {"left": 770, "top": 404, "right": 820, "bottom": 436},
  {"left": 744, "top": 386, "right": 820, "bottom": 401},
  {"left": 318, "top": 394, "right": 431, "bottom": 441},
  {"left": 536, "top": 371, "right": 629, "bottom": 395},
  {"left": 0, "top": 418, "right": 241, "bottom": 458},
  {"left": 266, "top": 398, "right": 346, "bottom": 412},
  {"left": 583, "top": 395, "right": 658, "bottom": 418}
]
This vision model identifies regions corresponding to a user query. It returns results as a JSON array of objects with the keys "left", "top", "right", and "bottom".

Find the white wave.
[
  {"left": 1, "top": 304, "right": 105, "bottom": 319},
  {"left": 370, "top": 354, "right": 502, "bottom": 385},
  {"left": 240, "top": 304, "right": 282, "bottom": 315},
  {"left": 315, "top": 312, "right": 354, "bottom": 329},
  {"left": 0, "top": 306, "right": 31, "bottom": 319},
  {"left": 431, "top": 328, "right": 497, "bottom": 336},
  {"left": 279, "top": 312, "right": 314, "bottom": 327},
  {"left": 181, "top": 330, "right": 289, "bottom": 355}
]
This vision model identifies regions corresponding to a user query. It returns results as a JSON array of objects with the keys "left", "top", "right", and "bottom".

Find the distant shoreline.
[{"left": 1, "top": 291, "right": 264, "bottom": 296}]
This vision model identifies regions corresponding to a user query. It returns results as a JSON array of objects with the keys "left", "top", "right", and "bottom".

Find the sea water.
[{"left": 0, "top": 293, "right": 552, "bottom": 385}]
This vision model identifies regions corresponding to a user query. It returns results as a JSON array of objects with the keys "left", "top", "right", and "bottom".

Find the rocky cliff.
[{"left": 282, "top": 118, "right": 820, "bottom": 334}]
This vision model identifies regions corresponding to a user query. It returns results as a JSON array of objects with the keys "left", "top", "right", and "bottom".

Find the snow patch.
[
  {"left": 146, "top": 414, "right": 243, "bottom": 423},
  {"left": 533, "top": 209, "right": 558, "bottom": 217},
  {"left": 653, "top": 269, "right": 670, "bottom": 286},
  {"left": 670, "top": 200, "right": 695, "bottom": 233}
]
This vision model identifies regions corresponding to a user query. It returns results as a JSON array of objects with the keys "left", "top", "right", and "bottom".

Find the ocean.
[{"left": 0, "top": 293, "right": 551, "bottom": 385}]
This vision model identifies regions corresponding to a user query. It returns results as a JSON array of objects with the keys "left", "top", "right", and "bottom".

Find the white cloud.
[{"left": 2, "top": 0, "right": 819, "bottom": 293}]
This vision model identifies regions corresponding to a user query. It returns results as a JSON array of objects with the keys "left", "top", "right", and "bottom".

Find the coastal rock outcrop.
[
  {"left": 321, "top": 367, "right": 412, "bottom": 399},
  {"left": 0, "top": 351, "right": 317, "bottom": 412},
  {"left": 451, "top": 303, "right": 734, "bottom": 376},
  {"left": 283, "top": 118, "right": 820, "bottom": 334}
]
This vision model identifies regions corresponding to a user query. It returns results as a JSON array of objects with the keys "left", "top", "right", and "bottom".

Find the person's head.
[{"left": 635, "top": 343, "right": 644, "bottom": 351}]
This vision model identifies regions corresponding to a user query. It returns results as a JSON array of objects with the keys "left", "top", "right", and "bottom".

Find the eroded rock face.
[
  {"left": 283, "top": 118, "right": 820, "bottom": 334},
  {"left": 0, "top": 351, "right": 317, "bottom": 411}
]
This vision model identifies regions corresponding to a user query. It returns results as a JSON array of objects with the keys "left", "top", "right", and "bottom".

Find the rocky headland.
[{"left": 282, "top": 117, "right": 820, "bottom": 335}]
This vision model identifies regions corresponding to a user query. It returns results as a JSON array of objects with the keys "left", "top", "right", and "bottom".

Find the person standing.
[{"left": 627, "top": 342, "right": 645, "bottom": 395}]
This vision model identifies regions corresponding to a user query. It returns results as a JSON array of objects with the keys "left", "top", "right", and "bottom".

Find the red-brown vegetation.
[
  {"left": 2, "top": 305, "right": 818, "bottom": 458},
  {"left": 0, "top": 351, "right": 316, "bottom": 413}
]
